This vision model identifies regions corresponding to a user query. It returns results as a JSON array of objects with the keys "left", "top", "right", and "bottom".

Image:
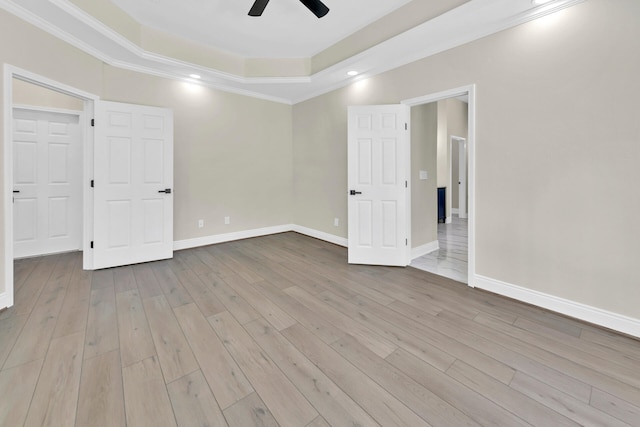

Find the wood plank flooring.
[{"left": 1, "top": 232, "right": 640, "bottom": 426}]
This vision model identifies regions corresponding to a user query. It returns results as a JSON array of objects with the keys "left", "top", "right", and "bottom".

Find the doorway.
[
  {"left": 3, "top": 66, "right": 175, "bottom": 310},
  {"left": 2, "top": 65, "right": 97, "bottom": 309},
  {"left": 402, "top": 86, "right": 475, "bottom": 287}
]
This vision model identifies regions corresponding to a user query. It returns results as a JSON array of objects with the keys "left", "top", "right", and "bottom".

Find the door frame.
[
  {"left": 402, "top": 84, "right": 476, "bottom": 288},
  {"left": 449, "top": 136, "right": 467, "bottom": 219},
  {"left": 3, "top": 64, "right": 99, "bottom": 309}
]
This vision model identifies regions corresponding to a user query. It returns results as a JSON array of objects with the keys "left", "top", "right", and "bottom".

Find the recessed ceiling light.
[
  {"left": 189, "top": 74, "right": 201, "bottom": 79},
  {"left": 347, "top": 71, "right": 359, "bottom": 77}
]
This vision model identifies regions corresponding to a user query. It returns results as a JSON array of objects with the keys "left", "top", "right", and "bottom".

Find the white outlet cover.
[{"left": 419, "top": 170, "right": 428, "bottom": 180}]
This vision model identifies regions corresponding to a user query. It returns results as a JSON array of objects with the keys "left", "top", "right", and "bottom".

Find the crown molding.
[
  {"left": 51, "top": 0, "right": 312, "bottom": 85},
  {"left": 0, "top": 0, "right": 586, "bottom": 104},
  {"left": 107, "top": 59, "right": 295, "bottom": 105}
]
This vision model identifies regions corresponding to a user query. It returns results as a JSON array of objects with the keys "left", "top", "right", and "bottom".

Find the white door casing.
[
  {"left": 347, "top": 105, "right": 410, "bottom": 266},
  {"left": 458, "top": 139, "right": 467, "bottom": 219},
  {"left": 449, "top": 136, "right": 468, "bottom": 220},
  {"left": 13, "top": 108, "right": 82, "bottom": 258},
  {"left": 403, "top": 84, "right": 476, "bottom": 287},
  {"left": 93, "top": 100, "right": 173, "bottom": 269}
]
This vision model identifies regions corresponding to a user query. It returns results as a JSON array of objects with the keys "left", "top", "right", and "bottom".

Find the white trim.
[
  {"left": 404, "top": 106, "right": 412, "bottom": 265},
  {"left": 402, "top": 84, "right": 476, "bottom": 288},
  {"left": 107, "top": 60, "right": 294, "bottom": 106},
  {"left": 173, "top": 225, "right": 294, "bottom": 251},
  {"left": 0, "top": 0, "right": 585, "bottom": 104},
  {"left": 0, "top": 0, "right": 115, "bottom": 66},
  {"left": 403, "top": 86, "right": 473, "bottom": 107},
  {"left": 13, "top": 105, "right": 84, "bottom": 116},
  {"left": 411, "top": 240, "right": 439, "bottom": 260},
  {"left": 449, "top": 135, "right": 467, "bottom": 220},
  {"left": 468, "top": 87, "right": 476, "bottom": 287},
  {"left": 0, "top": 292, "right": 11, "bottom": 310},
  {"left": 9, "top": 67, "right": 99, "bottom": 101},
  {"left": 291, "top": 225, "right": 349, "bottom": 247},
  {"left": 445, "top": 217, "right": 453, "bottom": 224},
  {"left": 0, "top": 0, "right": 293, "bottom": 105},
  {"left": 475, "top": 275, "right": 640, "bottom": 339},
  {"left": 173, "top": 224, "right": 348, "bottom": 251},
  {"left": 2, "top": 65, "right": 13, "bottom": 309},
  {"left": 82, "top": 98, "right": 95, "bottom": 271},
  {"left": 51, "top": 0, "right": 311, "bottom": 86}
]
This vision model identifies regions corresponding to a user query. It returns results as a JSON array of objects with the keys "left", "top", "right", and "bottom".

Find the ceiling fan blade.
[
  {"left": 299, "top": 0, "right": 329, "bottom": 18},
  {"left": 249, "top": 0, "right": 270, "bottom": 16}
]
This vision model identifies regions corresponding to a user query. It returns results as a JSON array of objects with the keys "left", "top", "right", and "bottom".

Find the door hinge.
[
  {"left": 406, "top": 238, "right": 408, "bottom": 246},
  {"left": 90, "top": 179, "right": 94, "bottom": 188},
  {"left": 91, "top": 119, "right": 95, "bottom": 127},
  {"left": 405, "top": 181, "right": 408, "bottom": 188},
  {"left": 90, "top": 241, "right": 94, "bottom": 249},
  {"left": 405, "top": 123, "right": 408, "bottom": 130}
]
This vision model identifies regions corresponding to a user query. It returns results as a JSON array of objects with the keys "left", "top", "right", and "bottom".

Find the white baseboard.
[
  {"left": 173, "top": 224, "right": 348, "bottom": 251},
  {"left": 475, "top": 275, "right": 640, "bottom": 339},
  {"left": 445, "top": 217, "right": 452, "bottom": 224},
  {"left": 451, "top": 208, "right": 459, "bottom": 214},
  {"left": 175, "top": 226, "right": 640, "bottom": 338},
  {"left": 173, "top": 224, "right": 293, "bottom": 251},
  {"left": 411, "top": 240, "right": 439, "bottom": 259},
  {"left": 0, "top": 291, "right": 13, "bottom": 310},
  {"left": 291, "top": 225, "right": 348, "bottom": 247}
]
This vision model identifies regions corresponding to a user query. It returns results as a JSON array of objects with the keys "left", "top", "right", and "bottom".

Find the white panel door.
[
  {"left": 13, "top": 108, "right": 82, "bottom": 258},
  {"left": 93, "top": 101, "right": 173, "bottom": 269},
  {"left": 347, "top": 105, "right": 409, "bottom": 266}
]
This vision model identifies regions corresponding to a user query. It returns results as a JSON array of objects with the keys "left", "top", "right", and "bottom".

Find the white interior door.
[
  {"left": 13, "top": 108, "right": 82, "bottom": 258},
  {"left": 93, "top": 101, "right": 173, "bottom": 269},
  {"left": 347, "top": 105, "right": 409, "bottom": 266},
  {"left": 458, "top": 139, "right": 467, "bottom": 219}
]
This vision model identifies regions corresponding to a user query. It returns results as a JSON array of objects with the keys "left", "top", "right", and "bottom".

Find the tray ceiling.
[
  {"left": 0, "top": 0, "right": 585, "bottom": 103},
  {"left": 110, "top": 0, "right": 414, "bottom": 58}
]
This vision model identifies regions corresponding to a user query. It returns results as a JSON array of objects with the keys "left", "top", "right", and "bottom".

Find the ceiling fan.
[{"left": 249, "top": 0, "right": 330, "bottom": 18}]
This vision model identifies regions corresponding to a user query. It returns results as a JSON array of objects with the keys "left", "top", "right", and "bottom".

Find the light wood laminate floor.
[{"left": 1, "top": 232, "right": 639, "bottom": 426}]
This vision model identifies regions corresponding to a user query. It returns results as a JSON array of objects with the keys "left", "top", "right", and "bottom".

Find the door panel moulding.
[
  {"left": 12, "top": 106, "right": 84, "bottom": 259},
  {"left": 92, "top": 101, "right": 174, "bottom": 269},
  {"left": 347, "top": 104, "right": 411, "bottom": 267}
]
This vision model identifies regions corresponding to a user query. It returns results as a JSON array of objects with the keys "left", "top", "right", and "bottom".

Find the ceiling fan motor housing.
[{"left": 249, "top": 0, "right": 330, "bottom": 18}]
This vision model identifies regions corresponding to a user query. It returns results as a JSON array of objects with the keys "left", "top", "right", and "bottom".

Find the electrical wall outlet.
[
  {"left": 334, "top": 218, "right": 339, "bottom": 227},
  {"left": 198, "top": 219, "right": 204, "bottom": 228},
  {"left": 224, "top": 216, "right": 230, "bottom": 225}
]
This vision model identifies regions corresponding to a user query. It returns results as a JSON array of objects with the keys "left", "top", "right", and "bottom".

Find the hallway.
[{"left": 411, "top": 215, "right": 468, "bottom": 283}]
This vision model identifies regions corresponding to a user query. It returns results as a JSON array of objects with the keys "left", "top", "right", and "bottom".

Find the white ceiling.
[
  {"left": 110, "top": 0, "right": 414, "bottom": 58},
  {"left": 0, "top": 0, "right": 585, "bottom": 103}
]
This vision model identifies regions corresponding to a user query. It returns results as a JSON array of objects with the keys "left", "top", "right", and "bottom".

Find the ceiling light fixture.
[
  {"left": 189, "top": 74, "right": 201, "bottom": 79},
  {"left": 347, "top": 71, "right": 359, "bottom": 77}
]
